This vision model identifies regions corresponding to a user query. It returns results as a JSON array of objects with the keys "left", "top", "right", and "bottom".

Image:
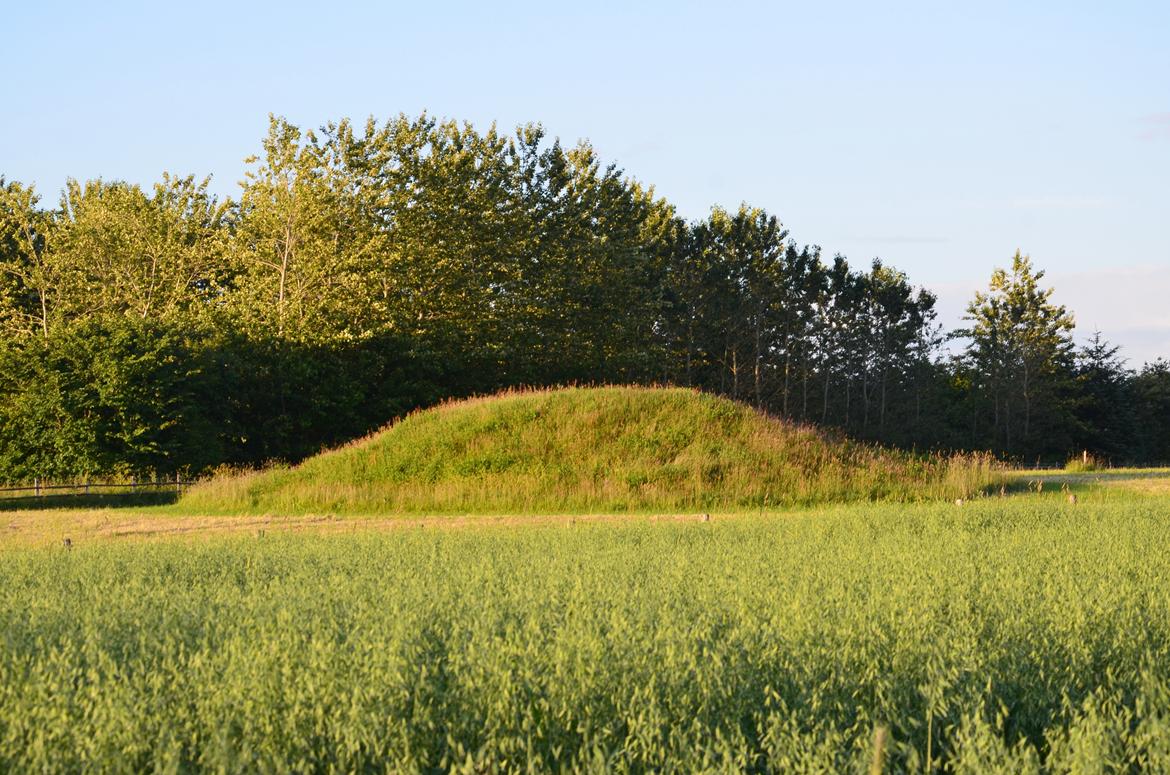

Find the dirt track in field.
[{"left": 1, "top": 508, "right": 724, "bottom": 548}]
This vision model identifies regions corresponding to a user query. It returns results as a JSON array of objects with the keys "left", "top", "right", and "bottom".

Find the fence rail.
[{"left": 0, "top": 480, "right": 193, "bottom": 496}]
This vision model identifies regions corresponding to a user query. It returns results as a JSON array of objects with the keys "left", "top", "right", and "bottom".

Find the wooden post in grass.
[{"left": 869, "top": 725, "right": 888, "bottom": 775}]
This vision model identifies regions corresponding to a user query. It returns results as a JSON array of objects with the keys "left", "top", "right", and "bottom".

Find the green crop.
[{"left": 2, "top": 494, "right": 1170, "bottom": 772}]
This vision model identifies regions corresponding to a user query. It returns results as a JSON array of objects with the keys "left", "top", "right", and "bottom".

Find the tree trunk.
[
  {"left": 782, "top": 353, "right": 791, "bottom": 417},
  {"left": 685, "top": 319, "right": 694, "bottom": 386},
  {"left": 844, "top": 379, "right": 851, "bottom": 428},
  {"left": 801, "top": 357, "right": 809, "bottom": 420},
  {"left": 1022, "top": 360, "right": 1032, "bottom": 441},
  {"left": 753, "top": 307, "right": 763, "bottom": 408},
  {"left": 862, "top": 369, "right": 870, "bottom": 430},
  {"left": 731, "top": 348, "right": 739, "bottom": 399},
  {"left": 277, "top": 218, "right": 294, "bottom": 336},
  {"left": 822, "top": 366, "right": 831, "bottom": 423}
]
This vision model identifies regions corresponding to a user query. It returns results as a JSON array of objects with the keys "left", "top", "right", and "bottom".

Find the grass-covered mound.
[{"left": 182, "top": 386, "right": 997, "bottom": 515}]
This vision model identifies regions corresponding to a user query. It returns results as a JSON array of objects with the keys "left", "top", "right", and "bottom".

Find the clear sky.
[{"left": 4, "top": 1, "right": 1168, "bottom": 362}]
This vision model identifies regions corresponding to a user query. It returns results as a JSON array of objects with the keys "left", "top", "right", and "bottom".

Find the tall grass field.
[
  {"left": 181, "top": 386, "right": 999, "bottom": 515},
  {"left": 3, "top": 493, "right": 1170, "bottom": 772}
]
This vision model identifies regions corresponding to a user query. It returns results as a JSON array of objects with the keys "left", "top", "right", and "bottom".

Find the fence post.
[{"left": 34, "top": 478, "right": 40, "bottom": 497}]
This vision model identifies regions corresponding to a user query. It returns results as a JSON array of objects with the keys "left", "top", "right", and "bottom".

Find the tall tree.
[
  {"left": 53, "top": 175, "right": 228, "bottom": 324},
  {"left": 1073, "top": 331, "right": 1134, "bottom": 462},
  {"left": 1132, "top": 360, "right": 1170, "bottom": 464},
  {"left": 958, "top": 251, "right": 1076, "bottom": 459},
  {"left": 231, "top": 116, "right": 376, "bottom": 341}
]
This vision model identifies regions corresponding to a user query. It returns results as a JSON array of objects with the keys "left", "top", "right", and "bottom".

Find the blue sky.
[{"left": 4, "top": 1, "right": 1168, "bottom": 361}]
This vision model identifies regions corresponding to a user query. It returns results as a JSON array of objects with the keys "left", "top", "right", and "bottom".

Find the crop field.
[{"left": 3, "top": 480, "right": 1170, "bottom": 772}]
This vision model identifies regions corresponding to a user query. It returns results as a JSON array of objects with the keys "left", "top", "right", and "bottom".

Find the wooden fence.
[{"left": 0, "top": 478, "right": 193, "bottom": 497}]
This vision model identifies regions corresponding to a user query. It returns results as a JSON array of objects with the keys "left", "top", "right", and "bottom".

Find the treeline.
[{"left": 1, "top": 114, "right": 1167, "bottom": 480}]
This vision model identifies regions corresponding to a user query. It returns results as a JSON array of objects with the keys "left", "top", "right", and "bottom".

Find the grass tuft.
[{"left": 1064, "top": 452, "right": 1106, "bottom": 473}]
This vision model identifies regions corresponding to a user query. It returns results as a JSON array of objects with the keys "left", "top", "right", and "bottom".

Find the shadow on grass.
[{"left": 0, "top": 491, "right": 180, "bottom": 512}]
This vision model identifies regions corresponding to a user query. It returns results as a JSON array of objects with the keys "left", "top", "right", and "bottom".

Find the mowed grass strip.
[
  {"left": 181, "top": 386, "right": 999, "bottom": 515},
  {"left": 2, "top": 496, "right": 1170, "bottom": 771}
]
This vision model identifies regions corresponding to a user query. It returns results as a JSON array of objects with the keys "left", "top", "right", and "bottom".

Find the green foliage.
[
  {"left": 52, "top": 175, "right": 229, "bottom": 325},
  {"left": 200, "top": 330, "right": 446, "bottom": 465},
  {"left": 182, "top": 386, "right": 999, "bottom": 515},
  {"left": 957, "top": 252, "right": 1077, "bottom": 460},
  {"left": 0, "top": 321, "right": 443, "bottom": 482},
  {"left": 0, "top": 177, "right": 51, "bottom": 336},
  {"left": 229, "top": 117, "right": 371, "bottom": 341},
  {"left": 1132, "top": 360, "right": 1170, "bottom": 464},
  {"left": 0, "top": 175, "right": 227, "bottom": 339},
  {"left": 2, "top": 497, "right": 1170, "bottom": 770},
  {"left": 1072, "top": 331, "right": 1134, "bottom": 463},
  {"left": 0, "top": 317, "right": 216, "bottom": 479}
]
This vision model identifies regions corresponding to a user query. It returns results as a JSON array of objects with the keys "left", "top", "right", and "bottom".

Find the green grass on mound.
[{"left": 181, "top": 386, "right": 999, "bottom": 515}]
